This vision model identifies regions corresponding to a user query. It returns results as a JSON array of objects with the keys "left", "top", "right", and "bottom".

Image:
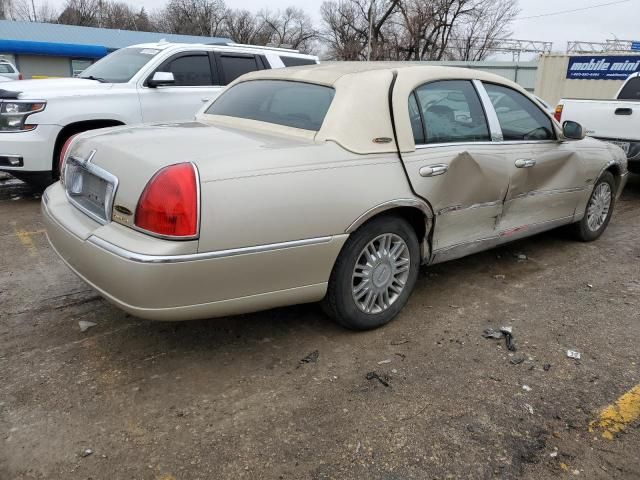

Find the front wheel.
[
  {"left": 572, "top": 171, "right": 616, "bottom": 242},
  {"left": 322, "top": 215, "right": 421, "bottom": 330}
]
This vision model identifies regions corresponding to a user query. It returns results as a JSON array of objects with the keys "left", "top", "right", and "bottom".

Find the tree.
[
  {"left": 152, "top": 0, "right": 228, "bottom": 37},
  {"left": 7, "top": 0, "right": 58, "bottom": 22},
  {"left": 258, "top": 7, "right": 318, "bottom": 51}
]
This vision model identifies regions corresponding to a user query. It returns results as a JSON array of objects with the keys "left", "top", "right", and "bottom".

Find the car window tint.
[
  {"left": 219, "top": 55, "right": 259, "bottom": 84},
  {"left": 0, "top": 64, "right": 15, "bottom": 73},
  {"left": 280, "top": 56, "right": 317, "bottom": 67},
  {"left": 618, "top": 77, "right": 640, "bottom": 100},
  {"left": 408, "top": 92, "right": 425, "bottom": 144},
  {"left": 164, "top": 55, "right": 212, "bottom": 86},
  {"left": 206, "top": 80, "right": 334, "bottom": 131},
  {"left": 484, "top": 83, "right": 555, "bottom": 141},
  {"left": 413, "top": 80, "right": 490, "bottom": 144}
]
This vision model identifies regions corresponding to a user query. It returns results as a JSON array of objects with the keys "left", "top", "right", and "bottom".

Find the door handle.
[
  {"left": 615, "top": 107, "right": 632, "bottom": 115},
  {"left": 515, "top": 158, "right": 536, "bottom": 168},
  {"left": 419, "top": 164, "right": 448, "bottom": 177},
  {"left": 201, "top": 97, "right": 210, "bottom": 102}
]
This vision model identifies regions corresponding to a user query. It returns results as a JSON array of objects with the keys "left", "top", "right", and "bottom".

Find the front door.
[
  {"left": 138, "top": 51, "right": 222, "bottom": 123},
  {"left": 398, "top": 80, "right": 511, "bottom": 261},
  {"left": 481, "top": 83, "right": 586, "bottom": 233}
]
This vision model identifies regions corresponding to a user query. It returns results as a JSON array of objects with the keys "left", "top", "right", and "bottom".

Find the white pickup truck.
[
  {"left": 556, "top": 72, "right": 640, "bottom": 173},
  {"left": 0, "top": 41, "right": 317, "bottom": 187}
]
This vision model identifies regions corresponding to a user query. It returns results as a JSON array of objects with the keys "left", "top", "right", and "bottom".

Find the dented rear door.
[{"left": 399, "top": 80, "right": 510, "bottom": 254}]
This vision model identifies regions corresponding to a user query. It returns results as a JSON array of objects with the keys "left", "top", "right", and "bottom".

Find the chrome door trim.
[
  {"left": 87, "top": 235, "right": 333, "bottom": 264},
  {"left": 436, "top": 200, "right": 502, "bottom": 216},
  {"left": 514, "top": 158, "right": 536, "bottom": 168},
  {"left": 509, "top": 186, "right": 588, "bottom": 201},
  {"left": 414, "top": 139, "right": 560, "bottom": 150},
  {"left": 345, "top": 198, "right": 434, "bottom": 233},
  {"left": 429, "top": 215, "right": 575, "bottom": 265},
  {"left": 419, "top": 163, "right": 448, "bottom": 177},
  {"left": 473, "top": 79, "right": 503, "bottom": 141}
]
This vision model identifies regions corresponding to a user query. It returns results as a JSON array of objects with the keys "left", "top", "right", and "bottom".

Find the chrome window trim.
[
  {"left": 64, "top": 150, "right": 119, "bottom": 226},
  {"left": 87, "top": 235, "right": 333, "bottom": 264},
  {"left": 130, "top": 162, "right": 201, "bottom": 241},
  {"left": 415, "top": 139, "right": 560, "bottom": 150},
  {"left": 473, "top": 79, "right": 503, "bottom": 141}
]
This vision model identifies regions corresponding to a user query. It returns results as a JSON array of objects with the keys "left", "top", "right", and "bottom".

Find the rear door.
[
  {"left": 398, "top": 79, "right": 511, "bottom": 260},
  {"left": 482, "top": 82, "right": 586, "bottom": 231},
  {"left": 138, "top": 51, "right": 222, "bottom": 122},
  {"left": 214, "top": 52, "right": 264, "bottom": 86}
]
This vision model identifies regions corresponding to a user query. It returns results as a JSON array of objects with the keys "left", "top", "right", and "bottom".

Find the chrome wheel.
[
  {"left": 586, "top": 182, "right": 612, "bottom": 232},
  {"left": 351, "top": 233, "right": 410, "bottom": 314}
]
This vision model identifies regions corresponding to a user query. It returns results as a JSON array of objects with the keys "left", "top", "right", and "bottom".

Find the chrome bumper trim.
[{"left": 87, "top": 235, "right": 334, "bottom": 264}]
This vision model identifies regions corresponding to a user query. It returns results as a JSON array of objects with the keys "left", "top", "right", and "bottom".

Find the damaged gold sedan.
[{"left": 42, "top": 64, "right": 628, "bottom": 330}]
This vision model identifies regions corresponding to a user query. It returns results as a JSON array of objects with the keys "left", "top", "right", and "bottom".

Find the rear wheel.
[
  {"left": 322, "top": 215, "right": 420, "bottom": 330},
  {"left": 572, "top": 171, "right": 615, "bottom": 242}
]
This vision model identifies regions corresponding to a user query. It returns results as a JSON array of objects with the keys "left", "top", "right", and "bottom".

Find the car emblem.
[
  {"left": 373, "top": 137, "right": 393, "bottom": 144},
  {"left": 114, "top": 205, "right": 133, "bottom": 216}
]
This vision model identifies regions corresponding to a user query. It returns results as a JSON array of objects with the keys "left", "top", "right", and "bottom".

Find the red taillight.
[
  {"left": 135, "top": 163, "right": 199, "bottom": 238},
  {"left": 554, "top": 104, "right": 563, "bottom": 122},
  {"left": 58, "top": 134, "right": 80, "bottom": 179}
]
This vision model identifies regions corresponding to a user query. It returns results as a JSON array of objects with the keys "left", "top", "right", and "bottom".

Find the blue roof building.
[{"left": 0, "top": 20, "right": 231, "bottom": 78}]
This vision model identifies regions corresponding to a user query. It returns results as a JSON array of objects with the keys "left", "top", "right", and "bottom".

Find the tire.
[
  {"left": 572, "top": 171, "right": 616, "bottom": 242},
  {"left": 322, "top": 215, "right": 421, "bottom": 330}
]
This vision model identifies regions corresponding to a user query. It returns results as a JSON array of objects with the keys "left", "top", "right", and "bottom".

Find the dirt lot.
[{"left": 1, "top": 174, "right": 639, "bottom": 480}]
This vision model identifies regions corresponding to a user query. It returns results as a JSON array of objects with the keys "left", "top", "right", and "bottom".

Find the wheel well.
[
  {"left": 604, "top": 164, "right": 622, "bottom": 190},
  {"left": 365, "top": 206, "right": 430, "bottom": 244},
  {"left": 52, "top": 120, "right": 125, "bottom": 172}
]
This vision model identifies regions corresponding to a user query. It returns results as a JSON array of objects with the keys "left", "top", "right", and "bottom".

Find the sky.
[{"left": 42, "top": 0, "right": 640, "bottom": 53}]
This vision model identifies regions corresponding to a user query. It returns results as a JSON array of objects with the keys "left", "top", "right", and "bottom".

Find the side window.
[
  {"left": 162, "top": 54, "right": 212, "bottom": 86},
  {"left": 413, "top": 80, "right": 490, "bottom": 144},
  {"left": 0, "top": 64, "right": 15, "bottom": 73},
  {"left": 618, "top": 77, "right": 640, "bottom": 100},
  {"left": 218, "top": 54, "right": 260, "bottom": 85},
  {"left": 483, "top": 83, "right": 555, "bottom": 141},
  {"left": 280, "top": 56, "right": 317, "bottom": 67}
]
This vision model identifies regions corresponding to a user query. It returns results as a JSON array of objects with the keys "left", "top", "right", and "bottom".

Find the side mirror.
[
  {"left": 562, "top": 120, "right": 586, "bottom": 140},
  {"left": 148, "top": 71, "right": 175, "bottom": 88}
]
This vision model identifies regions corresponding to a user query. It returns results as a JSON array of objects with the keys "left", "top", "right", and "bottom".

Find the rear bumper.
[
  {"left": 0, "top": 125, "right": 61, "bottom": 173},
  {"left": 42, "top": 183, "right": 345, "bottom": 321}
]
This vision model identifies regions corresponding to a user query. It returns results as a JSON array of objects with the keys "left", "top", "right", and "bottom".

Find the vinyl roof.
[{"left": 0, "top": 20, "right": 231, "bottom": 51}]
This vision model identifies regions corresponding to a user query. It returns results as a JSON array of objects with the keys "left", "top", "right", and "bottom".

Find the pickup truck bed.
[{"left": 557, "top": 73, "right": 640, "bottom": 172}]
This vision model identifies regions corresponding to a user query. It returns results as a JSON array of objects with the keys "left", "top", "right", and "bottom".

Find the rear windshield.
[
  {"left": 618, "top": 77, "right": 640, "bottom": 100},
  {"left": 206, "top": 80, "right": 334, "bottom": 131}
]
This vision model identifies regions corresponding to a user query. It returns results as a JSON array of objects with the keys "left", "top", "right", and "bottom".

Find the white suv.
[{"left": 0, "top": 42, "right": 318, "bottom": 187}]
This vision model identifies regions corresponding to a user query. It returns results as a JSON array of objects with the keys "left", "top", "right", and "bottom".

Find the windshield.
[
  {"left": 206, "top": 80, "right": 335, "bottom": 131},
  {"left": 79, "top": 47, "right": 160, "bottom": 83}
]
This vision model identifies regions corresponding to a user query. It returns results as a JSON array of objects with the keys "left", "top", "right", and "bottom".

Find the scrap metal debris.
[
  {"left": 377, "top": 359, "right": 392, "bottom": 365},
  {"left": 299, "top": 350, "right": 319, "bottom": 364},
  {"left": 567, "top": 350, "right": 581, "bottom": 360},
  {"left": 510, "top": 355, "right": 525, "bottom": 365},
  {"left": 482, "top": 326, "right": 516, "bottom": 351},
  {"left": 80, "top": 448, "right": 93, "bottom": 458},
  {"left": 366, "top": 371, "right": 390, "bottom": 387},
  {"left": 78, "top": 321, "right": 97, "bottom": 333}
]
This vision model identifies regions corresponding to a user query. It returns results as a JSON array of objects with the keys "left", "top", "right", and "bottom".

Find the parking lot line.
[{"left": 590, "top": 384, "right": 640, "bottom": 440}]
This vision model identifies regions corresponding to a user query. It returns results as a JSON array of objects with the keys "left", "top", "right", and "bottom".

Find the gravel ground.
[{"left": 1, "top": 175, "right": 639, "bottom": 480}]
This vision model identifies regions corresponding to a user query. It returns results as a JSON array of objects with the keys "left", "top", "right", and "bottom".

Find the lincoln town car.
[{"left": 42, "top": 63, "right": 628, "bottom": 330}]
